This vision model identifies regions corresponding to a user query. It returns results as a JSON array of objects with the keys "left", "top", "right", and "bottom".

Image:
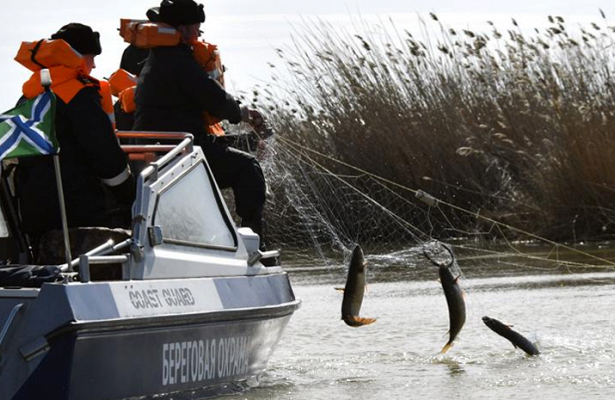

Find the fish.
[
  {"left": 439, "top": 264, "right": 466, "bottom": 353},
  {"left": 340, "top": 245, "right": 377, "bottom": 327},
  {"left": 482, "top": 316, "right": 540, "bottom": 356}
]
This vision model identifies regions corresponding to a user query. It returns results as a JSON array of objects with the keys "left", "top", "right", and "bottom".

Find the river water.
[{"left": 229, "top": 244, "right": 615, "bottom": 400}]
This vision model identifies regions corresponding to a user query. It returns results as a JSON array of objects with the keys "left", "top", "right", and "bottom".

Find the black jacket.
[
  {"left": 134, "top": 44, "right": 243, "bottom": 137},
  {"left": 16, "top": 86, "right": 133, "bottom": 237}
]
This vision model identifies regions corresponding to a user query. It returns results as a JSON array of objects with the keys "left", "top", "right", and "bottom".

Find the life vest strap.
[{"left": 29, "top": 40, "right": 47, "bottom": 70}]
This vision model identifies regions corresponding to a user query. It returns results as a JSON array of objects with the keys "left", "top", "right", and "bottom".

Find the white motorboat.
[{"left": 0, "top": 132, "right": 300, "bottom": 400}]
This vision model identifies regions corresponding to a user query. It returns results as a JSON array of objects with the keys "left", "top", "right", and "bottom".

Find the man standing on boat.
[
  {"left": 15, "top": 23, "right": 135, "bottom": 252},
  {"left": 133, "top": 0, "right": 270, "bottom": 251}
]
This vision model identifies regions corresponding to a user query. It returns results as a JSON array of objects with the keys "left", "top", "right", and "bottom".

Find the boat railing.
[
  {"left": 59, "top": 238, "right": 133, "bottom": 274},
  {"left": 78, "top": 254, "right": 131, "bottom": 283},
  {"left": 117, "top": 131, "right": 194, "bottom": 259}
]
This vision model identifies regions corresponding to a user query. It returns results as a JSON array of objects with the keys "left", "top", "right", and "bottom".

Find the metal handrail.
[
  {"left": 121, "top": 131, "right": 194, "bottom": 254},
  {"left": 59, "top": 239, "right": 133, "bottom": 272},
  {"left": 116, "top": 131, "right": 194, "bottom": 180},
  {"left": 116, "top": 131, "right": 194, "bottom": 141},
  {"left": 79, "top": 255, "right": 130, "bottom": 283},
  {"left": 121, "top": 145, "right": 176, "bottom": 153}
]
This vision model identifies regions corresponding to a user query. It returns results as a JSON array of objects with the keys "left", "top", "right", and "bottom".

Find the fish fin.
[
  {"left": 513, "top": 343, "right": 518, "bottom": 349},
  {"left": 462, "top": 289, "right": 467, "bottom": 300},
  {"left": 440, "top": 342, "right": 453, "bottom": 354},
  {"left": 334, "top": 287, "right": 345, "bottom": 292},
  {"left": 343, "top": 316, "right": 377, "bottom": 327}
]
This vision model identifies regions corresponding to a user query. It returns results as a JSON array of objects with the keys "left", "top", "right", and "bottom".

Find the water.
[{"left": 230, "top": 252, "right": 615, "bottom": 400}]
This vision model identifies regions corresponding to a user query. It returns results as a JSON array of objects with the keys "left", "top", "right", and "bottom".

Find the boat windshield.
[{"left": 155, "top": 163, "right": 235, "bottom": 248}]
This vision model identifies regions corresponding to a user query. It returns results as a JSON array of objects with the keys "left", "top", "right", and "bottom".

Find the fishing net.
[{"left": 219, "top": 133, "right": 615, "bottom": 281}]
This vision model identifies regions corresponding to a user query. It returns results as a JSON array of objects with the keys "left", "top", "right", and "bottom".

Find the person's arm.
[
  {"left": 66, "top": 87, "right": 135, "bottom": 204},
  {"left": 177, "top": 51, "right": 245, "bottom": 123}
]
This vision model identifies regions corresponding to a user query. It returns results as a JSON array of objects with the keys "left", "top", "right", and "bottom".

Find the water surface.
[{"left": 233, "top": 248, "right": 615, "bottom": 400}]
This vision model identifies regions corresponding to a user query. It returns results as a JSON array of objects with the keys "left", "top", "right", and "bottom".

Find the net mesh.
[{"left": 218, "top": 134, "right": 615, "bottom": 280}]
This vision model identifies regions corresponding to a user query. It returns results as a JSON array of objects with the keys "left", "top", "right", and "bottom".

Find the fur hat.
[
  {"left": 51, "top": 23, "right": 102, "bottom": 55},
  {"left": 157, "top": 0, "right": 205, "bottom": 27}
]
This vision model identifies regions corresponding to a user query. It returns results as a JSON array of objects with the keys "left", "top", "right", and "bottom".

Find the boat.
[{"left": 0, "top": 132, "right": 300, "bottom": 400}]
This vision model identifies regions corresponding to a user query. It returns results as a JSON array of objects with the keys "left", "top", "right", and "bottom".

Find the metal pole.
[
  {"left": 53, "top": 155, "right": 72, "bottom": 269},
  {"left": 40, "top": 68, "right": 72, "bottom": 270}
]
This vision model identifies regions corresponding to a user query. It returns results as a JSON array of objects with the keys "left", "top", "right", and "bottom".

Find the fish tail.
[
  {"left": 343, "top": 316, "right": 377, "bottom": 327},
  {"left": 357, "top": 317, "right": 377, "bottom": 325},
  {"left": 440, "top": 341, "right": 453, "bottom": 354}
]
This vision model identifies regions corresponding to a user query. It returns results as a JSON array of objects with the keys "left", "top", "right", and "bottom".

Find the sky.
[{"left": 0, "top": 0, "right": 612, "bottom": 111}]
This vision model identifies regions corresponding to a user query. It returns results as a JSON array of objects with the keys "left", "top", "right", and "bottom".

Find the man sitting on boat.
[
  {"left": 133, "top": 0, "right": 271, "bottom": 252},
  {"left": 14, "top": 23, "right": 135, "bottom": 255}
]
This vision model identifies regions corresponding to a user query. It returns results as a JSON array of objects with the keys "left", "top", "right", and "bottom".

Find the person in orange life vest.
[
  {"left": 113, "top": 44, "right": 148, "bottom": 130},
  {"left": 15, "top": 23, "right": 135, "bottom": 251},
  {"left": 134, "top": 0, "right": 271, "bottom": 249},
  {"left": 114, "top": 8, "right": 226, "bottom": 135}
]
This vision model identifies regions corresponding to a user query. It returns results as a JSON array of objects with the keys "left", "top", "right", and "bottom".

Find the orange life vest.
[
  {"left": 120, "top": 19, "right": 181, "bottom": 48},
  {"left": 108, "top": 68, "right": 138, "bottom": 115},
  {"left": 192, "top": 41, "right": 225, "bottom": 136},
  {"left": 118, "top": 87, "right": 137, "bottom": 115},
  {"left": 99, "top": 80, "right": 116, "bottom": 129},
  {"left": 193, "top": 41, "right": 225, "bottom": 87},
  {"left": 16, "top": 39, "right": 115, "bottom": 128},
  {"left": 108, "top": 68, "right": 138, "bottom": 97},
  {"left": 118, "top": 19, "right": 226, "bottom": 135}
]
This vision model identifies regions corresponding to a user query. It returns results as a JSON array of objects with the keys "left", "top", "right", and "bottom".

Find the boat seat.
[{"left": 36, "top": 227, "right": 131, "bottom": 281}]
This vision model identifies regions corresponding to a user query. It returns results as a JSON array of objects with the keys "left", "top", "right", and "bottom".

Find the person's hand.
[
  {"left": 247, "top": 108, "right": 274, "bottom": 139},
  {"left": 248, "top": 108, "right": 265, "bottom": 129}
]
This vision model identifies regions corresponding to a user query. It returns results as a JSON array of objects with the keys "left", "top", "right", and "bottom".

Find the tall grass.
[{"left": 250, "top": 13, "right": 615, "bottom": 242}]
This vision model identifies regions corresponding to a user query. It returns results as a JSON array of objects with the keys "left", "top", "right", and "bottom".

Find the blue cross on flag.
[{"left": 0, "top": 91, "right": 58, "bottom": 160}]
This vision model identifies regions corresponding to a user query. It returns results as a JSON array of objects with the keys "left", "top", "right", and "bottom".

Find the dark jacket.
[
  {"left": 134, "top": 44, "right": 242, "bottom": 137},
  {"left": 16, "top": 86, "right": 133, "bottom": 237}
]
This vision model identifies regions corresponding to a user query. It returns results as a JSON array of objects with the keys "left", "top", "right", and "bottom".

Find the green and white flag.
[{"left": 0, "top": 91, "right": 58, "bottom": 160}]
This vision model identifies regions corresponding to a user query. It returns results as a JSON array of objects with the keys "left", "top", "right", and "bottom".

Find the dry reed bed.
[{"left": 249, "top": 13, "right": 615, "bottom": 242}]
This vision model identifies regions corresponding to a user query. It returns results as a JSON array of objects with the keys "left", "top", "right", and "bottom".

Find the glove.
[{"left": 248, "top": 108, "right": 265, "bottom": 128}]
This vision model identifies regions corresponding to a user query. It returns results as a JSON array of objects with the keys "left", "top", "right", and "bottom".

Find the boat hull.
[
  {"left": 13, "top": 310, "right": 294, "bottom": 400},
  {"left": 1, "top": 273, "right": 299, "bottom": 400}
]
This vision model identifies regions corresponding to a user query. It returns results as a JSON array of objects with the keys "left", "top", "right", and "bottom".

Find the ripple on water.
[{"left": 228, "top": 269, "right": 615, "bottom": 400}]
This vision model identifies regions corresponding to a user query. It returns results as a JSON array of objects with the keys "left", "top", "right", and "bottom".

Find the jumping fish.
[
  {"left": 482, "top": 316, "right": 540, "bottom": 356},
  {"left": 439, "top": 263, "right": 466, "bottom": 353},
  {"left": 340, "top": 245, "right": 377, "bottom": 327}
]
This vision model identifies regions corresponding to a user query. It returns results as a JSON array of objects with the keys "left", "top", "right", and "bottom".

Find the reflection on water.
[
  {"left": 227, "top": 243, "right": 615, "bottom": 400},
  {"left": 433, "top": 357, "right": 466, "bottom": 376}
]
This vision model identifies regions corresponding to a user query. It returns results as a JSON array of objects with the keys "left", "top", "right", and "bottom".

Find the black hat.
[
  {"left": 158, "top": 0, "right": 205, "bottom": 27},
  {"left": 51, "top": 23, "right": 102, "bottom": 55},
  {"left": 120, "top": 45, "right": 149, "bottom": 75},
  {"left": 146, "top": 7, "right": 161, "bottom": 22}
]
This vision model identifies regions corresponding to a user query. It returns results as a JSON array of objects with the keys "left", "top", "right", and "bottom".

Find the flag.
[{"left": 0, "top": 91, "right": 58, "bottom": 160}]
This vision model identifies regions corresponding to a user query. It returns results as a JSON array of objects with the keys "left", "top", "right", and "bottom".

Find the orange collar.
[{"left": 23, "top": 65, "right": 99, "bottom": 103}]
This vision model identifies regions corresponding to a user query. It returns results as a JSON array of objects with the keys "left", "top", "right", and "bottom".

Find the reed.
[{"left": 251, "top": 13, "right": 615, "bottom": 242}]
